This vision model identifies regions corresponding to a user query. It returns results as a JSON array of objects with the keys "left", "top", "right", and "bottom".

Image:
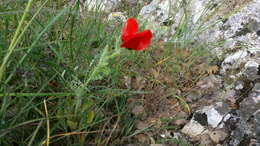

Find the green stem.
[
  {"left": 0, "top": 92, "right": 74, "bottom": 97},
  {"left": 83, "top": 45, "right": 109, "bottom": 88}
]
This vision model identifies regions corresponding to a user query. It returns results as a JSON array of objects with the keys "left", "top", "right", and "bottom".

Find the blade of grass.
[
  {"left": 9, "top": 73, "right": 59, "bottom": 125},
  {"left": 1, "top": 0, "right": 49, "bottom": 90},
  {"left": 3, "top": 5, "right": 69, "bottom": 87},
  {"left": 174, "top": 95, "right": 191, "bottom": 114},
  {"left": 28, "top": 120, "right": 43, "bottom": 146},
  {"left": 0, "top": 0, "right": 34, "bottom": 82},
  {"left": 43, "top": 99, "right": 50, "bottom": 146},
  {"left": 0, "top": 92, "right": 74, "bottom": 97},
  {"left": 0, "top": 118, "right": 46, "bottom": 137}
]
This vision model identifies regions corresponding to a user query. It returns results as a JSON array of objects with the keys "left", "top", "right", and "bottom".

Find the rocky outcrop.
[
  {"left": 91, "top": 0, "right": 260, "bottom": 145},
  {"left": 137, "top": 0, "right": 260, "bottom": 145}
]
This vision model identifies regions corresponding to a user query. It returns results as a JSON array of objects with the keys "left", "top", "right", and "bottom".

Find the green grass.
[{"left": 0, "top": 0, "right": 224, "bottom": 145}]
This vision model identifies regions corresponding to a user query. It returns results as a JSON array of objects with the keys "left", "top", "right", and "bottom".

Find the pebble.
[{"left": 209, "top": 130, "right": 228, "bottom": 143}]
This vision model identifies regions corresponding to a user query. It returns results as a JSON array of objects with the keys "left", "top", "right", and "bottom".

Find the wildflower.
[{"left": 121, "top": 18, "right": 153, "bottom": 51}]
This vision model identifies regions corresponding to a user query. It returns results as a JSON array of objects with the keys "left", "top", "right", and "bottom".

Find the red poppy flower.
[{"left": 121, "top": 18, "right": 153, "bottom": 51}]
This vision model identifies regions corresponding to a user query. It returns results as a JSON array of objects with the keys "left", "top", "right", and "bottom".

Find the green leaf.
[
  {"left": 86, "top": 111, "right": 95, "bottom": 124},
  {"left": 67, "top": 120, "right": 77, "bottom": 130},
  {"left": 81, "top": 99, "right": 94, "bottom": 113}
]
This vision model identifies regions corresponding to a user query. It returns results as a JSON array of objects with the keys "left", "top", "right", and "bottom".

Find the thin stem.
[
  {"left": 0, "top": 92, "right": 74, "bottom": 97},
  {"left": 44, "top": 99, "right": 50, "bottom": 146}
]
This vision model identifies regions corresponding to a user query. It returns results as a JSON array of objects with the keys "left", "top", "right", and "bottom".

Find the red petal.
[
  {"left": 121, "top": 18, "right": 138, "bottom": 42},
  {"left": 121, "top": 30, "right": 153, "bottom": 51}
]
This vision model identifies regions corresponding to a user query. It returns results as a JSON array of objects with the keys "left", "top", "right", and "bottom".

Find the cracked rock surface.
[
  {"left": 181, "top": 0, "right": 260, "bottom": 145},
  {"left": 136, "top": 0, "right": 260, "bottom": 145}
]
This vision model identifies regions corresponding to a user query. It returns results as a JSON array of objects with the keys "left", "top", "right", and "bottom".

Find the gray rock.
[
  {"left": 83, "top": 0, "right": 121, "bottom": 12},
  {"left": 251, "top": 83, "right": 260, "bottom": 104},
  {"left": 135, "top": 0, "right": 260, "bottom": 145},
  {"left": 223, "top": 89, "right": 240, "bottom": 107},
  {"left": 197, "top": 20, "right": 224, "bottom": 44},
  {"left": 227, "top": 119, "right": 254, "bottom": 146},
  {"left": 216, "top": 0, "right": 260, "bottom": 84},
  {"left": 199, "top": 0, "right": 260, "bottom": 67},
  {"left": 240, "top": 85, "right": 260, "bottom": 120},
  {"left": 182, "top": 102, "right": 230, "bottom": 138},
  {"left": 138, "top": 0, "right": 222, "bottom": 41},
  {"left": 139, "top": 0, "right": 174, "bottom": 24},
  {"left": 243, "top": 60, "right": 260, "bottom": 81},
  {"left": 220, "top": 50, "right": 260, "bottom": 84},
  {"left": 226, "top": 93, "right": 260, "bottom": 146},
  {"left": 254, "top": 110, "right": 260, "bottom": 137},
  {"left": 234, "top": 80, "right": 244, "bottom": 91},
  {"left": 253, "top": 83, "right": 260, "bottom": 93},
  {"left": 222, "top": 0, "right": 260, "bottom": 46},
  {"left": 181, "top": 119, "right": 207, "bottom": 137},
  {"left": 223, "top": 38, "right": 237, "bottom": 50},
  {"left": 138, "top": 0, "right": 180, "bottom": 40},
  {"left": 220, "top": 50, "right": 248, "bottom": 74},
  {"left": 197, "top": 102, "right": 229, "bottom": 128}
]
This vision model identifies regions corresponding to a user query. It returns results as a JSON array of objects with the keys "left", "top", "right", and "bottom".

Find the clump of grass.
[{"left": 0, "top": 1, "right": 126, "bottom": 145}]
